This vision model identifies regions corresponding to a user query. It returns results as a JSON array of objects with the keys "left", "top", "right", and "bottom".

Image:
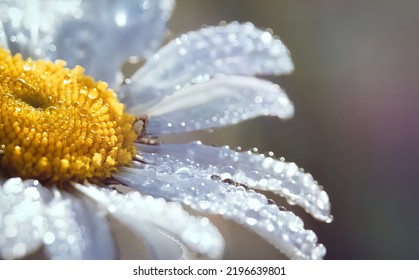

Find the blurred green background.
[{"left": 166, "top": 0, "right": 419, "bottom": 259}]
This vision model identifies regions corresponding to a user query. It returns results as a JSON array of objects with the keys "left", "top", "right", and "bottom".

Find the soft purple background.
[{"left": 167, "top": 0, "right": 419, "bottom": 259}]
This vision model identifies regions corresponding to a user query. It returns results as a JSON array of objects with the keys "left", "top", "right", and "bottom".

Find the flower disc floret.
[{"left": 0, "top": 47, "right": 137, "bottom": 184}]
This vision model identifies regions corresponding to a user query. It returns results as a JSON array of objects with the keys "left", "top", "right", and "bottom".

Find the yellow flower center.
[{"left": 0, "top": 47, "right": 137, "bottom": 184}]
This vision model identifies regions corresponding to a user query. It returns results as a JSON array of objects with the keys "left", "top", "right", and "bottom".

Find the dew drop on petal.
[
  {"left": 220, "top": 166, "right": 235, "bottom": 177},
  {"left": 245, "top": 217, "right": 258, "bottom": 226},
  {"left": 43, "top": 231, "right": 56, "bottom": 245},
  {"left": 174, "top": 167, "right": 193, "bottom": 179},
  {"left": 157, "top": 164, "right": 172, "bottom": 174}
]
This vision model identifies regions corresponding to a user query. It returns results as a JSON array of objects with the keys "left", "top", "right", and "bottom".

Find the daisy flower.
[{"left": 0, "top": 0, "right": 332, "bottom": 260}]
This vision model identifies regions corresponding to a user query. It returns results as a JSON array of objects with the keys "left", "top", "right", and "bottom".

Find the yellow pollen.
[{"left": 0, "top": 47, "right": 137, "bottom": 184}]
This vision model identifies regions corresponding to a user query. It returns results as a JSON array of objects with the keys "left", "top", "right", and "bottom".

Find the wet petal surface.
[
  {"left": 0, "top": 178, "right": 45, "bottom": 259},
  {"left": 0, "top": 0, "right": 174, "bottom": 87},
  {"left": 122, "top": 21, "right": 294, "bottom": 111},
  {"left": 0, "top": 178, "right": 117, "bottom": 259},
  {"left": 43, "top": 190, "right": 117, "bottom": 260},
  {"left": 136, "top": 142, "right": 332, "bottom": 222},
  {"left": 113, "top": 147, "right": 327, "bottom": 259},
  {"left": 142, "top": 76, "right": 293, "bottom": 134},
  {"left": 75, "top": 183, "right": 224, "bottom": 259}
]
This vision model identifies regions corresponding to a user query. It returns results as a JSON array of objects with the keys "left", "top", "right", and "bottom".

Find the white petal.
[
  {"left": 0, "top": 0, "right": 77, "bottom": 56},
  {"left": 0, "top": 177, "right": 117, "bottom": 259},
  {"left": 121, "top": 21, "right": 294, "bottom": 111},
  {"left": 130, "top": 225, "right": 186, "bottom": 259},
  {"left": 142, "top": 76, "right": 294, "bottom": 134},
  {"left": 136, "top": 142, "right": 332, "bottom": 222},
  {"left": 0, "top": 178, "right": 46, "bottom": 259},
  {"left": 43, "top": 190, "right": 117, "bottom": 260},
  {"left": 0, "top": 0, "right": 174, "bottom": 87},
  {"left": 75, "top": 183, "right": 224, "bottom": 259},
  {"left": 0, "top": 23, "right": 9, "bottom": 49},
  {"left": 113, "top": 160, "right": 326, "bottom": 259}
]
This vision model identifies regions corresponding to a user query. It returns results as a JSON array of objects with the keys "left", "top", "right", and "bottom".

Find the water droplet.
[
  {"left": 325, "top": 215, "right": 334, "bottom": 223},
  {"left": 178, "top": 47, "right": 187, "bottom": 56},
  {"left": 175, "top": 167, "right": 193, "bottom": 179},
  {"left": 247, "top": 194, "right": 264, "bottom": 209},
  {"left": 43, "top": 231, "right": 56, "bottom": 245},
  {"left": 23, "top": 63, "right": 32, "bottom": 71},
  {"left": 16, "top": 77, "right": 28, "bottom": 86},
  {"left": 288, "top": 221, "right": 301, "bottom": 232},
  {"left": 260, "top": 31, "right": 273, "bottom": 44},
  {"left": 80, "top": 87, "right": 88, "bottom": 95},
  {"left": 248, "top": 170, "right": 261, "bottom": 182},
  {"left": 45, "top": 106, "right": 58, "bottom": 114},
  {"left": 245, "top": 217, "right": 258, "bottom": 226},
  {"left": 88, "top": 88, "right": 98, "bottom": 99},
  {"left": 254, "top": 95, "right": 263, "bottom": 104},
  {"left": 283, "top": 181, "right": 302, "bottom": 195},
  {"left": 157, "top": 164, "right": 172, "bottom": 174},
  {"left": 141, "top": 0, "right": 150, "bottom": 10},
  {"left": 273, "top": 162, "right": 285, "bottom": 173},
  {"left": 0, "top": 200, "right": 10, "bottom": 212},
  {"left": 89, "top": 123, "right": 100, "bottom": 133},
  {"left": 220, "top": 166, "right": 235, "bottom": 177},
  {"left": 198, "top": 200, "right": 211, "bottom": 210},
  {"left": 4, "top": 226, "right": 17, "bottom": 238},
  {"left": 63, "top": 74, "right": 71, "bottom": 84},
  {"left": 265, "top": 222, "right": 275, "bottom": 232},
  {"left": 79, "top": 108, "right": 88, "bottom": 117},
  {"left": 48, "top": 44, "right": 56, "bottom": 52},
  {"left": 72, "top": 8, "right": 83, "bottom": 19}
]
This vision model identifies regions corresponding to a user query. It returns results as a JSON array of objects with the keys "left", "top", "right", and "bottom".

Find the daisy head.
[{"left": 0, "top": 0, "right": 332, "bottom": 259}]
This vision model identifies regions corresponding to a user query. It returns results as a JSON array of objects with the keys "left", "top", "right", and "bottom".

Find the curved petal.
[
  {"left": 0, "top": 0, "right": 174, "bottom": 87},
  {"left": 75, "top": 183, "right": 224, "bottom": 259},
  {"left": 0, "top": 177, "right": 117, "bottom": 259},
  {"left": 113, "top": 162, "right": 326, "bottom": 259},
  {"left": 43, "top": 190, "right": 117, "bottom": 260},
  {"left": 142, "top": 76, "right": 294, "bottom": 134},
  {"left": 125, "top": 224, "right": 187, "bottom": 259},
  {"left": 121, "top": 21, "right": 294, "bottom": 111},
  {"left": 0, "top": 22, "right": 9, "bottom": 49},
  {"left": 0, "top": 178, "right": 45, "bottom": 259},
  {"left": 136, "top": 142, "right": 332, "bottom": 222}
]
